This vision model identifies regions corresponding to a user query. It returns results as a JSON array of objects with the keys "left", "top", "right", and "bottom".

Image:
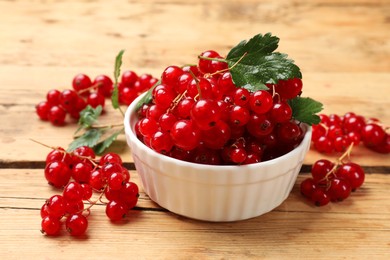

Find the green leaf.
[
  {"left": 76, "top": 105, "right": 103, "bottom": 134},
  {"left": 227, "top": 52, "right": 301, "bottom": 91},
  {"left": 288, "top": 97, "right": 324, "bottom": 125},
  {"left": 112, "top": 50, "right": 125, "bottom": 109},
  {"left": 93, "top": 128, "right": 124, "bottom": 155},
  {"left": 224, "top": 33, "right": 302, "bottom": 91},
  {"left": 135, "top": 79, "right": 161, "bottom": 111},
  {"left": 227, "top": 32, "right": 279, "bottom": 60},
  {"left": 67, "top": 129, "right": 104, "bottom": 152}
]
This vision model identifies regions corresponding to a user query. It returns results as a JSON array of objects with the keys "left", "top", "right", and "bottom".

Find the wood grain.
[
  {"left": 1, "top": 170, "right": 389, "bottom": 259},
  {"left": 0, "top": 0, "right": 389, "bottom": 259}
]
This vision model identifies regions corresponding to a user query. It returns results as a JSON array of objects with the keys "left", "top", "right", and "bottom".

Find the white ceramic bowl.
[{"left": 124, "top": 94, "right": 312, "bottom": 222}]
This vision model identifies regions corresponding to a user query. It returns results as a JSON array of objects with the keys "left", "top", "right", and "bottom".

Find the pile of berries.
[
  {"left": 300, "top": 145, "right": 365, "bottom": 206},
  {"left": 312, "top": 112, "right": 389, "bottom": 154},
  {"left": 35, "top": 72, "right": 157, "bottom": 126},
  {"left": 135, "top": 50, "right": 305, "bottom": 165},
  {"left": 40, "top": 145, "right": 139, "bottom": 236}
]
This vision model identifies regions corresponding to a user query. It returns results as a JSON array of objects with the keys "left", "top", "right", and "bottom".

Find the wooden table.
[{"left": 1, "top": 0, "right": 389, "bottom": 259}]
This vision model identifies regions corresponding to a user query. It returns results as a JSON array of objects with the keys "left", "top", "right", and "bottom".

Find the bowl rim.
[{"left": 124, "top": 93, "right": 312, "bottom": 170}]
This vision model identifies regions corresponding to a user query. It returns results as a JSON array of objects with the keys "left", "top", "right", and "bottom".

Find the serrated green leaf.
[
  {"left": 288, "top": 97, "right": 324, "bottom": 125},
  {"left": 112, "top": 50, "right": 125, "bottom": 109},
  {"left": 135, "top": 79, "right": 161, "bottom": 111},
  {"left": 227, "top": 32, "right": 279, "bottom": 60},
  {"left": 227, "top": 52, "right": 302, "bottom": 90},
  {"left": 93, "top": 128, "right": 124, "bottom": 155},
  {"left": 67, "top": 129, "right": 104, "bottom": 152},
  {"left": 76, "top": 105, "right": 103, "bottom": 134}
]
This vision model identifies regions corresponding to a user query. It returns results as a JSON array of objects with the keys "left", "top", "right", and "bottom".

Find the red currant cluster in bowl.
[
  {"left": 301, "top": 152, "right": 365, "bottom": 206},
  {"left": 135, "top": 50, "right": 305, "bottom": 165},
  {"left": 312, "top": 112, "right": 389, "bottom": 154},
  {"left": 36, "top": 72, "right": 157, "bottom": 126},
  {"left": 40, "top": 146, "right": 139, "bottom": 236}
]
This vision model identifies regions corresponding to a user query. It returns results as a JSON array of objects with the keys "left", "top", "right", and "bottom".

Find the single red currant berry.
[
  {"left": 328, "top": 114, "right": 343, "bottom": 126},
  {"left": 249, "top": 90, "right": 273, "bottom": 115},
  {"left": 72, "top": 74, "right": 92, "bottom": 93},
  {"left": 40, "top": 203, "right": 50, "bottom": 219},
  {"left": 89, "top": 169, "right": 105, "bottom": 191},
  {"left": 347, "top": 131, "right": 361, "bottom": 146},
  {"left": 120, "top": 182, "right": 139, "bottom": 209},
  {"left": 152, "top": 84, "right": 176, "bottom": 109},
  {"left": 233, "top": 88, "right": 250, "bottom": 107},
  {"left": 343, "top": 115, "right": 365, "bottom": 134},
  {"left": 46, "top": 89, "right": 61, "bottom": 106},
  {"left": 71, "top": 162, "right": 92, "bottom": 183},
  {"left": 108, "top": 172, "right": 125, "bottom": 191},
  {"left": 314, "top": 136, "right": 333, "bottom": 153},
  {"left": 66, "top": 214, "right": 88, "bottom": 236},
  {"left": 276, "top": 78, "right": 302, "bottom": 99},
  {"left": 361, "top": 123, "right": 386, "bottom": 147},
  {"left": 63, "top": 182, "right": 83, "bottom": 202},
  {"left": 229, "top": 105, "right": 250, "bottom": 126},
  {"left": 176, "top": 98, "right": 195, "bottom": 119},
  {"left": 312, "top": 124, "right": 327, "bottom": 142},
  {"left": 161, "top": 65, "right": 183, "bottom": 87},
  {"left": 121, "top": 70, "right": 138, "bottom": 87},
  {"left": 368, "top": 134, "right": 390, "bottom": 154},
  {"left": 328, "top": 125, "right": 343, "bottom": 140},
  {"left": 60, "top": 89, "right": 79, "bottom": 112},
  {"left": 201, "top": 120, "right": 231, "bottom": 150},
  {"left": 150, "top": 131, "right": 174, "bottom": 154},
  {"left": 36, "top": 101, "right": 51, "bottom": 121},
  {"left": 170, "top": 120, "right": 201, "bottom": 151},
  {"left": 218, "top": 72, "right": 236, "bottom": 95},
  {"left": 300, "top": 178, "right": 318, "bottom": 198},
  {"left": 198, "top": 50, "right": 220, "bottom": 74},
  {"left": 190, "top": 99, "right": 221, "bottom": 130},
  {"left": 99, "top": 152, "right": 123, "bottom": 166},
  {"left": 186, "top": 78, "right": 213, "bottom": 99},
  {"left": 44, "top": 161, "right": 71, "bottom": 188},
  {"left": 41, "top": 216, "right": 62, "bottom": 236},
  {"left": 65, "top": 200, "right": 84, "bottom": 214},
  {"left": 336, "top": 162, "right": 365, "bottom": 190},
  {"left": 118, "top": 87, "right": 138, "bottom": 105},
  {"left": 310, "top": 188, "right": 330, "bottom": 206},
  {"left": 106, "top": 200, "right": 128, "bottom": 221},
  {"left": 48, "top": 106, "right": 67, "bottom": 126},
  {"left": 73, "top": 146, "right": 96, "bottom": 160},
  {"left": 138, "top": 117, "right": 159, "bottom": 138},
  {"left": 311, "top": 159, "right": 334, "bottom": 182},
  {"left": 93, "top": 74, "right": 113, "bottom": 97},
  {"left": 87, "top": 92, "right": 105, "bottom": 108},
  {"left": 146, "top": 104, "right": 165, "bottom": 121},
  {"left": 80, "top": 183, "right": 93, "bottom": 200},
  {"left": 327, "top": 178, "right": 352, "bottom": 202},
  {"left": 230, "top": 148, "right": 247, "bottom": 164},
  {"left": 270, "top": 102, "right": 292, "bottom": 123},
  {"left": 246, "top": 114, "right": 274, "bottom": 137},
  {"left": 334, "top": 136, "right": 351, "bottom": 152},
  {"left": 158, "top": 113, "right": 177, "bottom": 132},
  {"left": 46, "top": 195, "right": 66, "bottom": 218},
  {"left": 277, "top": 121, "right": 301, "bottom": 142}
]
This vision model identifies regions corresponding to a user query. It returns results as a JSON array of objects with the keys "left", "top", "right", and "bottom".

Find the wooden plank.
[
  {"left": 1, "top": 170, "right": 389, "bottom": 259},
  {"left": 0, "top": 0, "right": 389, "bottom": 73}
]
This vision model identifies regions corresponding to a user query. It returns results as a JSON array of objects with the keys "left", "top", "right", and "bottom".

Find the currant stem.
[
  {"left": 205, "top": 52, "right": 248, "bottom": 78},
  {"left": 77, "top": 83, "right": 101, "bottom": 95},
  {"left": 197, "top": 56, "right": 226, "bottom": 63},
  {"left": 30, "top": 138, "right": 100, "bottom": 167},
  {"left": 81, "top": 185, "right": 108, "bottom": 213},
  {"left": 90, "top": 123, "right": 124, "bottom": 129},
  {"left": 320, "top": 143, "right": 355, "bottom": 182}
]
